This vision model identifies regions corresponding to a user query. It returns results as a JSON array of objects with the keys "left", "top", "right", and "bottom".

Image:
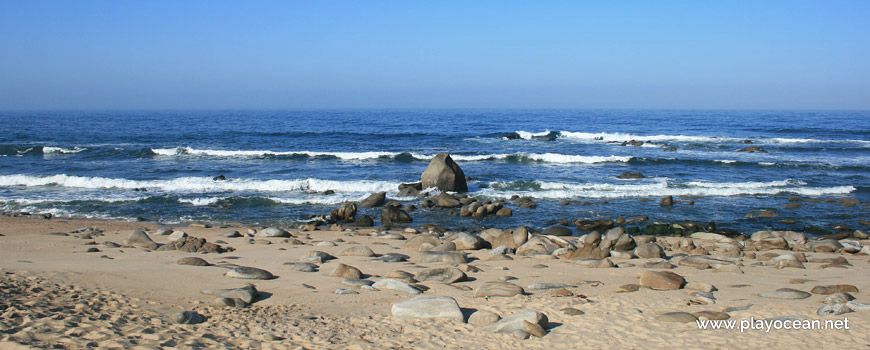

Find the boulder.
[
  {"left": 258, "top": 227, "right": 290, "bottom": 238},
  {"left": 737, "top": 146, "right": 766, "bottom": 153},
  {"left": 373, "top": 278, "right": 422, "bottom": 294},
  {"left": 405, "top": 234, "right": 442, "bottom": 251},
  {"left": 123, "top": 230, "right": 158, "bottom": 250},
  {"left": 351, "top": 214, "right": 375, "bottom": 227},
  {"left": 485, "top": 311, "right": 548, "bottom": 335},
  {"left": 810, "top": 285, "right": 859, "bottom": 295},
  {"left": 416, "top": 251, "right": 468, "bottom": 264},
  {"left": 639, "top": 271, "right": 685, "bottom": 290},
  {"left": 451, "top": 232, "right": 484, "bottom": 250},
  {"left": 468, "top": 310, "right": 501, "bottom": 326},
  {"left": 225, "top": 266, "right": 274, "bottom": 280},
  {"left": 414, "top": 267, "right": 468, "bottom": 283},
  {"left": 474, "top": 281, "right": 524, "bottom": 297},
  {"left": 340, "top": 245, "right": 376, "bottom": 257},
  {"left": 175, "top": 311, "right": 205, "bottom": 324},
  {"left": 177, "top": 257, "right": 210, "bottom": 266},
  {"left": 391, "top": 296, "right": 464, "bottom": 322},
  {"left": 421, "top": 153, "right": 468, "bottom": 192},
  {"left": 331, "top": 202, "right": 357, "bottom": 221},
  {"left": 659, "top": 196, "right": 673, "bottom": 206},
  {"left": 617, "top": 172, "right": 645, "bottom": 179},
  {"left": 543, "top": 226, "right": 573, "bottom": 236},
  {"left": 382, "top": 204, "right": 413, "bottom": 225},
  {"left": 634, "top": 242, "right": 665, "bottom": 259},
  {"left": 330, "top": 263, "right": 363, "bottom": 279},
  {"left": 397, "top": 182, "right": 423, "bottom": 197},
  {"left": 360, "top": 192, "right": 387, "bottom": 208}
]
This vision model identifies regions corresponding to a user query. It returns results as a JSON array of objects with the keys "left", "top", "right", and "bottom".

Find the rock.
[
  {"left": 416, "top": 251, "right": 467, "bottom": 264},
  {"left": 340, "top": 245, "right": 376, "bottom": 257},
  {"left": 543, "top": 226, "right": 573, "bottom": 236},
  {"left": 527, "top": 283, "right": 570, "bottom": 290},
  {"left": 523, "top": 320, "right": 547, "bottom": 338},
  {"left": 756, "top": 237, "right": 789, "bottom": 250},
  {"left": 360, "top": 192, "right": 387, "bottom": 208},
  {"left": 302, "top": 250, "right": 334, "bottom": 263},
  {"left": 818, "top": 304, "right": 851, "bottom": 316},
  {"left": 487, "top": 228, "right": 529, "bottom": 249},
  {"left": 616, "top": 284, "right": 642, "bottom": 293},
  {"left": 225, "top": 266, "right": 274, "bottom": 280},
  {"left": 561, "top": 307, "right": 585, "bottom": 316},
  {"left": 201, "top": 285, "right": 258, "bottom": 303},
  {"left": 373, "top": 253, "right": 410, "bottom": 263},
  {"left": 168, "top": 231, "right": 188, "bottom": 242},
  {"left": 415, "top": 267, "right": 468, "bottom": 283},
  {"left": 291, "top": 263, "right": 318, "bottom": 272},
  {"left": 373, "top": 278, "right": 422, "bottom": 294},
  {"left": 485, "top": 311, "right": 548, "bottom": 336},
  {"left": 221, "top": 230, "right": 241, "bottom": 238},
  {"left": 352, "top": 215, "right": 375, "bottom": 227},
  {"left": 491, "top": 245, "right": 515, "bottom": 255},
  {"left": 810, "top": 285, "right": 859, "bottom": 295},
  {"left": 685, "top": 282, "right": 717, "bottom": 293},
  {"left": 468, "top": 310, "right": 501, "bottom": 326},
  {"left": 823, "top": 292, "right": 855, "bottom": 304},
  {"left": 496, "top": 208, "right": 513, "bottom": 216},
  {"left": 659, "top": 196, "right": 673, "bottom": 206},
  {"left": 405, "top": 234, "right": 442, "bottom": 251},
  {"left": 694, "top": 311, "right": 730, "bottom": 320},
  {"left": 211, "top": 297, "right": 249, "bottom": 308},
  {"left": 391, "top": 295, "right": 464, "bottom": 322},
  {"left": 331, "top": 202, "right": 357, "bottom": 221},
  {"left": 175, "top": 311, "right": 205, "bottom": 324},
  {"left": 177, "top": 257, "right": 210, "bottom": 266},
  {"left": 397, "top": 182, "right": 423, "bottom": 197},
  {"left": 335, "top": 288, "right": 359, "bottom": 295},
  {"left": 382, "top": 205, "right": 413, "bottom": 225},
  {"left": 657, "top": 312, "right": 699, "bottom": 323},
  {"left": 758, "top": 288, "right": 812, "bottom": 299},
  {"left": 673, "top": 255, "right": 735, "bottom": 269},
  {"left": 810, "top": 239, "right": 843, "bottom": 252},
  {"left": 385, "top": 270, "right": 417, "bottom": 283},
  {"left": 690, "top": 232, "right": 729, "bottom": 241},
  {"left": 639, "top": 271, "right": 685, "bottom": 290},
  {"left": 330, "top": 263, "right": 363, "bottom": 279},
  {"left": 634, "top": 242, "right": 665, "bottom": 259},
  {"left": 617, "top": 172, "right": 645, "bottom": 179},
  {"left": 642, "top": 259, "right": 675, "bottom": 269},
  {"left": 154, "top": 228, "right": 173, "bottom": 235},
  {"left": 451, "top": 232, "right": 484, "bottom": 250},
  {"left": 421, "top": 153, "right": 468, "bottom": 192},
  {"left": 258, "top": 227, "right": 290, "bottom": 238},
  {"left": 474, "top": 281, "right": 524, "bottom": 297},
  {"left": 123, "top": 230, "right": 158, "bottom": 250},
  {"left": 341, "top": 279, "right": 374, "bottom": 287},
  {"left": 738, "top": 146, "right": 766, "bottom": 153},
  {"left": 846, "top": 301, "right": 870, "bottom": 312}
]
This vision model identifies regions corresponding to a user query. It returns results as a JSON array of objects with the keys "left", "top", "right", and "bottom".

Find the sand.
[{"left": 1, "top": 216, "right": 869, "bottom": 349}]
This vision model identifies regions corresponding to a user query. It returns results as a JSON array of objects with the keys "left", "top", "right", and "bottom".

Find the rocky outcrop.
[{"left": 421, "top": 153, "right": 468, "bottom": 192}]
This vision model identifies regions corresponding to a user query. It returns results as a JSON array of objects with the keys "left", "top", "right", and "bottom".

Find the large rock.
[
  {"left": 257, "top": 227, "right": 290, "bottom": 238},
  {"left": 201, "top": 285, "right": 258, "bottom": 303},
  {"left": 474, "top": 281, "right": 524, "bottom": 297},
  {"left": 543, "top": 226, "right": 573, "bottom": 236},
  {"left": 416, "top": 251, "right": 467, "bottom": 264},
  {"left": 175, "top": 311, "right": 205, "bottom": 324},
  {"left": 340, "top": 245, "right": 376, "bottom": 257},
  {"left": 485, "top": 311, "right": 548, "bottom": 335},
  {"left": 330, "top": 263, "right": 363, "bottom": 279},
  {"left": 414, "top": 267, "right": 468, "bottom": 283},
  {"left": 124, "top": 230, "right": 158, "bottom": 250},
  {"left": 391, "top": 295, "right": 464, "bottom": 322},
  {"left": 468, "top": 310, "right": 501, "bottom": 326},
  {"left": 750, "top": 231, "right": 806, "bottom": 248},
  {"left": 331, "top": 202, "right": 357, "bottom": 221},
  {"left": 177, "top": 257, "right": 210, "bottom": 266},
  {"left": 360, "top": 192, "right": 387, "bottom": 208},
  {"left": 373, "top": 278, "right": 422, "bottom": 294},
  {"left": 405, "top": 234, "right": 442, "bottom": 251},
  {"left": 382, "top": 204, "right": 413, "bottom": 225},
  {"left": 487, "top": 228, "right": 529, "bottom": 249},
  {"left": 634, "top": 242, "right": 665, "bottom": 259},
  {"left": 421, "top": 153, "right": 468, "bottom": 192},
  {"left": 225, "top": 266, "right": 274, "bottom": 280},
  {"left": 810, "top": 284, "right": 859, "bottom": 295},
  {"left": 397, "top": 182, "right": 423, "bottom": 197},
  {"left": 516, "top": 236, "right": 564, "bottom": 256},
  {"left": 640, "top": 271, "right": 685, "bottom": 290},
  {"left": 451, "top": 232, "right": 484, "bottom": 250}
]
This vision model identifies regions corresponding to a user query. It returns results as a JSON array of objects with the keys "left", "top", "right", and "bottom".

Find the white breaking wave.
[
  {"left": 514, "top": 130, "right": 870, "bottom": 145},
  {"left": 150, "top": 147, "right": 630, "bottom": 164},
  {"left": 478, "top": 178, "right": 854, "bottom": 199},
  {"left": 43, "top": 146, "right": 87, "bottom": 154},
  {"left": 0, "top": 174, "right": 400, "bottom": 194}
]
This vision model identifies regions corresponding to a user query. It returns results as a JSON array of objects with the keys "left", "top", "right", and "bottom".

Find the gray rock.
[
  {"left": 526, "top": 283, "right": 570, "bottom": 290},
  {"left": 818, "top": 303, "right": 850, "bottom": 316},
  {"left": 416, "top": 251, "right": 467, "bottom": 264},
  {"left": 340, "top": 245, "right": 376, "bottom": 257},
  {"left": 414, "top": 267, "right": 468, "bottom": 283},
  {"left": 154, "top": 228, "right": 173, "bottom": 235},
  {"left": 221, "top": 230, "right": 241, "bottom": 238},
  {"left": 543, "top": 226, "right": 573, "bottom": 236},
  {"left": 451, "top": 232, "right": 484, "bottom": 250},
  {"left": 474, "top": 281, "right": 524, "bottom": 297},
  {"left": 291, "top": 263, "right": 318, "bottom": 272},
  {"left": 177, "top": 257, "right": 210, "bottom": 266},
  {"left": 123, "top": 230, "right": 158, "bottom": 250},
  {"left": 490, "top": 245, "right": 515, "bottom": 255},
  {"left": 360, "top": 192, "right": 387, "bottom": 208},
  {"left": 468, "top": 310, "right": 501, "bottom": 326},
  {"left": 642, "top": 259, "right": 675, "bottom": 269},
  {"left": 561, "top": 307, "right": 585, "bottom": 316},
  {"left": 758, "top": 288, "right": 812, "bottom": 299},
  {"left": 331, "top": 201, "right": 357, "bottom": 221},
  {"left": 168, "top": 230, "right": 188, "bottom": 242},
  {"left": 421, "top": 153, "right": 468, "bottom": 192},
  {"left": 382, "top": 204, "right": 413, "bottom": 225},
  {"left": 373, "top": 278, "right": 422, "bottom": 294},
  {"left": 846, "top": 301, "right": 870, "bottom": 312},
  {"left": 372, "top": 253, "right": 409, "bottom": 263},
  {"left": 225, "top": 266, "right": 275, "bottom": 280},
  {"left": 822, "top": 292, "right": 855, "bottom": 305},
  {"left": 201, "top": 284, "right": 258, "bottom": 303},
  {"left": 258, "top": 227, "right": 290, "bottom": 238},
  {"left": 634, "top": 242, "right": 665, "bottom": 259},
  {"left": 342, "top": 278, "right": 374, "bottom": 287},
  {"left": 211, "top": 297, "right": 249, "bottom": 308},
  {"left": 391, "top": 295, "right": 464, "bottom": 322},
  {"left": 175, "top": 311, "right": 205, "bottom": 324},
  {"left": 657, "top": 312, "right": 698, "bottom": 323},
  {"left": 659, "top": 195, "right": 673, "bottom": 206},
  {"left": 485, "top": 311, "right": 548, "bottom": 335}
]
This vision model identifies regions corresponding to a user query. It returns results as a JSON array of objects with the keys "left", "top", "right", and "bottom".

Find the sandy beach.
[{"left": 1, "top": 215, "right": 868, "bottom": 349}]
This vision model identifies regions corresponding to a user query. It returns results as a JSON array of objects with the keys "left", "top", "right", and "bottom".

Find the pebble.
[{"left": 526, "top": 283, "right": 570, "bottom": 290}]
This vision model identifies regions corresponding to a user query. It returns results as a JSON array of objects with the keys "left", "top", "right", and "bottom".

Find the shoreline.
[{"left": 1, "top": 215, "right": 869, "bottom": 349}]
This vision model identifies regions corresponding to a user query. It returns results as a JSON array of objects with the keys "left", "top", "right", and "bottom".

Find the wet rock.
[
  {"left": 738, "top": 146, "right": 766, "bottom": 153},
  {"left": 382, "top": 204, "right": 413, "bottom": 225},
  {"left": 617, "top": 172, "right": 645, "bottom": 179},
  {"left": 331, "top": 202, "right": 357, "bottom": 221},
  {"left": 543, "top": 226, "right": 573, "bottom": 236},
  {"left": 659, "top": 196, "right": 674, "bottom": 206}
]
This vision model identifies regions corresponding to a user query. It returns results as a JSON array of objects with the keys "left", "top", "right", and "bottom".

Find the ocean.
[{"left": 1, "top": 109, "right": 868, "bottom": 235}]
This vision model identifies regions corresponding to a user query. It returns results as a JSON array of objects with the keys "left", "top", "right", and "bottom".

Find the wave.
[
  {"left": 149, "top": 147, "right": 631, "bottom": 164},
  {"left": 511, "top": 130, "right": 870, "bottom": 145},
  {"left": 0, "top": 174, "right": 400, "bottom": 194},
  {"left": 479, "top": 178, "right": 855, "bottom": 199},
  {"left": 43, "top": 146, "right": 87, "bottom": 154}
]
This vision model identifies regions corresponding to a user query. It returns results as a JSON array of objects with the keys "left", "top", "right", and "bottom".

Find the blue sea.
[{"left": 1, "top": 110, "right": 868, "bottom": 235}]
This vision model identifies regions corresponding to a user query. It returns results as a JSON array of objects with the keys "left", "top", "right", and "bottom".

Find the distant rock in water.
[
  {"left": 360, "top": 192, "right": 386, "bottom": 208},
  {"left": 213, "top": 175, "right": 227, "bottom": 181},
  {"left": 617, "top": 172, "right": 645, "bottom": 179},
  {"left": 421, "top": 153, "right": 468, "bottom": 192},
  {"left": 502, "top": 132, "right": 522, "bottom": 140},
  {"left": 737, "top": 146, "right": 766, "bottom": 153}
]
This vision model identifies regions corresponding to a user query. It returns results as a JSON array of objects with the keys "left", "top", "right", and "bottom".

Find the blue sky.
[{"left": 1, "top": 1, "right": 868, "bottom": 109}]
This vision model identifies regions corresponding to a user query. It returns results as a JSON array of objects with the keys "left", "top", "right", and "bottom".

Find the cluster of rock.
[{"left": 123, "top": 229, "right": 232, "bottom": 253}]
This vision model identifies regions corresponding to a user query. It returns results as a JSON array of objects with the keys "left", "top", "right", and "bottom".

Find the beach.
[{"left": 1, "top": 214, "right": 868, "bottom": 349}]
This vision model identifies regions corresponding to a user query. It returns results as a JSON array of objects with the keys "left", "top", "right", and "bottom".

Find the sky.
[{"left": 1, "top": 1, "right": 868, "bottom": 110}]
